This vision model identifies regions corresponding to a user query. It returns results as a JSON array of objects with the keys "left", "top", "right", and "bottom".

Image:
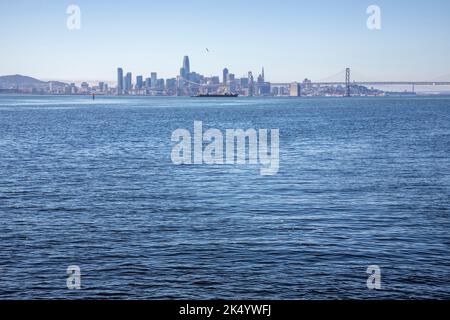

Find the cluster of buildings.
[
  {"left": 115, "top": 56, "right": 277, "bottom": 97},
  {"left": 59, "top": 81, "right": 109, "bottom": 95},
  {"left": 22, "top": 81, "right": 111, "bottom": 95}
]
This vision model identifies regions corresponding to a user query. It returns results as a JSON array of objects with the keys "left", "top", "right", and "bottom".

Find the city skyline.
[
  {"left": 2, "top": 53, "right": 449, "bottom": 96},
  {"left": 1, "top": 0, "right": 450, "bottom": 83},
  {"left": 113, "top": 55, "right": 281, "bottom": 97}
]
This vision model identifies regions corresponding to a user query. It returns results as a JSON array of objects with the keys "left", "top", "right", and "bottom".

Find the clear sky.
[{"left": 1, "top": 0, "right": 450, "bottom": 83}]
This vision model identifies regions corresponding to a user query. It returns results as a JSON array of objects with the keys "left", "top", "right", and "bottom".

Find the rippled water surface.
[{"left": 0, "top": 95, "right": 449, "bottom": 299}]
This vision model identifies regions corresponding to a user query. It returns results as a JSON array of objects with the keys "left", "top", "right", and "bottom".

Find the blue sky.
[{"left": 1, "top": 0, "right": 449, "bottom": 82}]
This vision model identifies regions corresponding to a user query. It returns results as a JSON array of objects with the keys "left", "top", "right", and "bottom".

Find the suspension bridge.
[{"left": 271, "top": 68, "right": 450, "bottom": 94}]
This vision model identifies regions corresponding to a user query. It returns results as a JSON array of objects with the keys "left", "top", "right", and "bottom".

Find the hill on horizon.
[{"left": 0, "top": 74, "right": 67, "bottom": 89}]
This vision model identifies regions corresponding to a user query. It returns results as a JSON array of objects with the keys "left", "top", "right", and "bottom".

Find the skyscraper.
[
  {"left": 183, "top": 56, "right": 190, "bottom": 75},
  {"left": 223, "top": 68, "right": 229, "bottom": 84},
  {"left": 151, "top": 72, "right": 157, "bottom": 88},
  {"left": 117, "top": 68, "right": 124, "bottom": 95},
  {"left": 136, "top": 76, "right": 143, "bottom": 90},
  {"left": 257, "top": 67, "right": 265, "bottom": 84},
  {"left": 125, "top": 72, "right": 132, "bottom": 92}
]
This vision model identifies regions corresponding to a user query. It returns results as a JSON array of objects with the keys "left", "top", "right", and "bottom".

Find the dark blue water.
[{"left": 0, "top": 95, "right": 449, "bottom": 299}]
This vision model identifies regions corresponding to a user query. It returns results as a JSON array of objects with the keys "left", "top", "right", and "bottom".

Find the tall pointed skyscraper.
[{"left": 183, "top": 56, "right": 190, "bottom": 75}]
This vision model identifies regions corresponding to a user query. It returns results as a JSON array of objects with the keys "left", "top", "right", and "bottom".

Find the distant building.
[
  {"left": 79, "top": 82, "right": 90, "bottom": 94},
  {"left": 125, "top": 72, "right": 132, "bottom": 92},
  {"left": 258, "top": 82, "right": 271, "bottom": 96},
  {"left": 257, "top": 75, "right": 263, "bottom": 84},
  {"left": 188, "top": 72, "right": 202, "bottom": 84},
  {"left": 256, "top": 67, "right": 265, "bottom": 86},
  {"left": 223, "top": 68, "right": 229, "bottom": 84},
  {"left": 117, "top": 68, "right": 124, "bottom": 95},
  {"left": 179, "top": 56, "right": 191, "bottom": 81},
  {"left": 166, "top": 78, "right": 177, "bottom": 93},
  {"left": 211, "top": 76, "right": 220, "bottom": 85},
  {"left": 156, "top": 79, "right": 165, "bottom": 90},
  {"left": 183, "top": 56, "right": 190, "bottom": 76},
  {"left": 248, "top": 71, "right": 254, "bottom": 96},
  {"left": 136, "top": 76, "right": 143, "bottom": 90},
  {"left": 151, "top": 72, "right": 157, "bottom": 88},
  {"left": 227, "top": 74, "right": 236, "bottom": 92},
  {"left": 272, "top": 87, "right": 279, "bottom": 96},
  {"left": 303, "top": 78, "right": 312, "bottom": 90},
  {"left": 70, "top": 83, "right": 77, "bottom": 94},
  {"left": 145, "top": 77, "right": 151, "bottom": 89},
  {"left": 290, "top": 82, "right": 301, "bottom": 97}
]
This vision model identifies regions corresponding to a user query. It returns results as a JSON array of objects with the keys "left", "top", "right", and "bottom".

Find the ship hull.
[{"left": 192, "top": 94, "right": 239, "bottom": 98}]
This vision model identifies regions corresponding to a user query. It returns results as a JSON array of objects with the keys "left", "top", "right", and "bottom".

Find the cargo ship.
[{"left": 192, "top": 93, "right": 239, "bottom": 98}]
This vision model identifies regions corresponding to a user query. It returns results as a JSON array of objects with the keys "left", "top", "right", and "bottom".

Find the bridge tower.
[{"left": 345, "top": 68, "right": 351, "bottom": 97}]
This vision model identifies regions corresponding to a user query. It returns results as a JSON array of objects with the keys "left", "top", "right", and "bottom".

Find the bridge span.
[{"left": 271, "top": 81, "right": 450, "bottom": 86}]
